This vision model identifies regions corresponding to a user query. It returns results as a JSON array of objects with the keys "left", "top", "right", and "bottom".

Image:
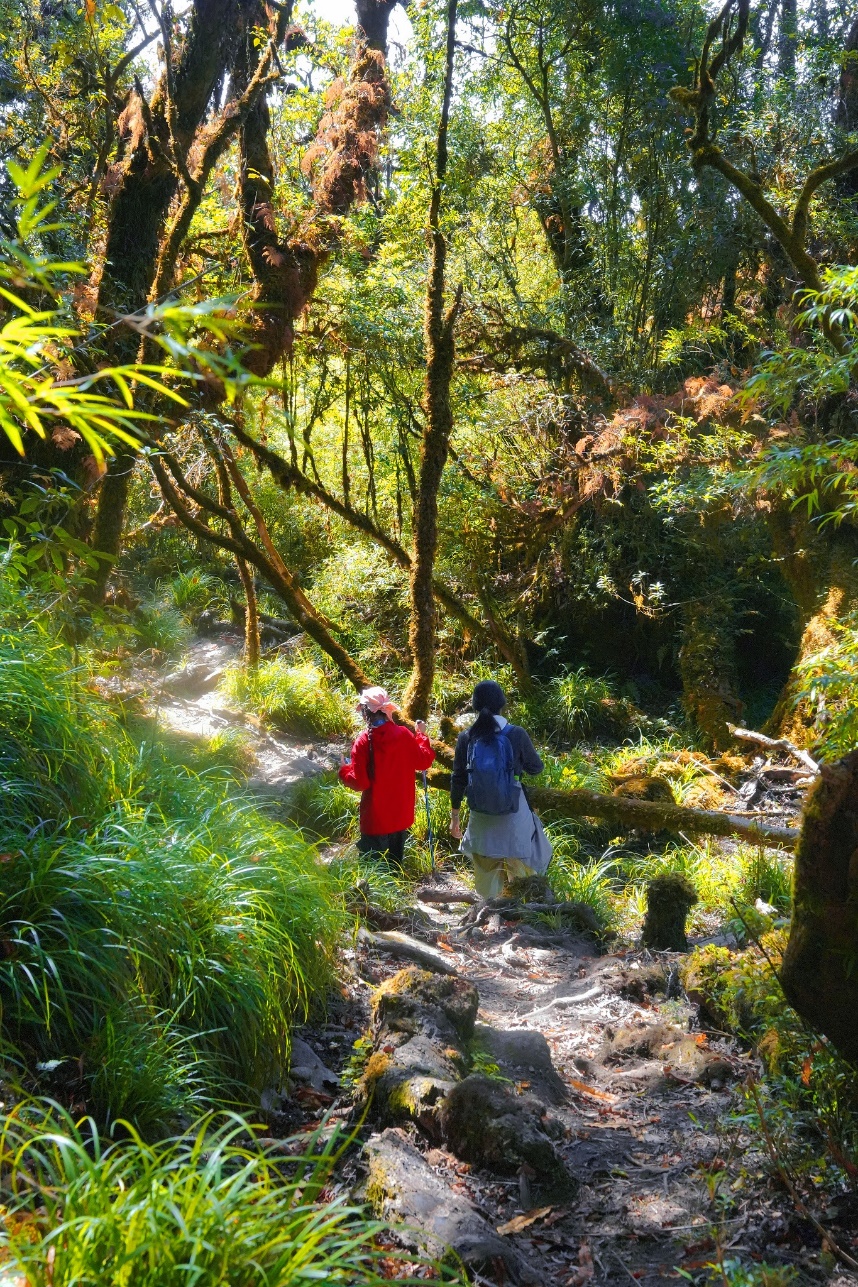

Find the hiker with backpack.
[
  {"left": 449, "top": 680, "right": 552, "bottom": 899},
  {"left": 339, "top": 686, "right": 435, "bottom": 869}
]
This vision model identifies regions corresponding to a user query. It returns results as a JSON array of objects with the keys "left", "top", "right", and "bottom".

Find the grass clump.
[
  {"left": 0, "top": 1104, "right": 461, "bottom": 1286},
  {"left": 166, "top": 569, "right": 229, "bottom": 621},
  {"left": 523, "top": 668, "right": 638, "bottom": 747},
  {"left": 222, "top": 657, "right": 354, "bottom": 739},
  {"left": 282, "top": 772, "right": 359, "bottom": 840},
  {"left": 0, "top": 617, "right": 131, "bottom": 830}
]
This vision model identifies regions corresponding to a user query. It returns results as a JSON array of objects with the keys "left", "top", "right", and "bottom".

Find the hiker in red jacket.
[{"left": 339, "top": 686, "right": 435, "bottom": 868}]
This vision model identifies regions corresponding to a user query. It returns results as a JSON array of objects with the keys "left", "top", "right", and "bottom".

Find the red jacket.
[{"left": 339, "top": 720, "right": 435, "bottom": 835}]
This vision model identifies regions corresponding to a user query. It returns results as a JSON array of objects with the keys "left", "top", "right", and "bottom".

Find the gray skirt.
[{"left": 461, "top": 785, "right": 553, "bottom": 873}]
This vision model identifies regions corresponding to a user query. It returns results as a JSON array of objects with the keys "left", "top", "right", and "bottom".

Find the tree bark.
[
  {"left": 236, "top": 557, "right": 260, "bottom": 668},
  {"left": 780, "top": 750, "right": 858, "bottom": 1064},
  {"left": 678, "top": 594, "right": 744, "bottom": 751},
  {"left": 836, "top": 16, "right": 858, "bottom": 199},
  {"left": 777, "top": 0, "right": 798, "bottom": 80},
  {"left": 402, "top": 0, "right": 460, "bottom": 721},
  {"left": 86, "top": 0, "right": 285, "bottom": 603}
]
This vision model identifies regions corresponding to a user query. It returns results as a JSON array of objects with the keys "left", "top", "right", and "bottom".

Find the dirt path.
[
  {"left": 301, "top": 876, "right": 853, "bottom": 1287},
  {"left": 110, "top": 639, "right": 851, "bottom": 1285}
]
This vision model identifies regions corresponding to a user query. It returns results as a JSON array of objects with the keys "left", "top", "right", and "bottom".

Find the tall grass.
[
  {"left": 222, "top": 657, "right": 354, "bottom": 739},
  {"left": 0, "top": 589, "right": 346, "bottom": 1132},
  {"left": 1, "top": 792, "right": 346, "bottom": 1131},
  {"left": 0, "top": 621, "right": 128, "bottom": 830},
  {"left": 0, "top": 1104, "right": 461, "bottom": 1286}
]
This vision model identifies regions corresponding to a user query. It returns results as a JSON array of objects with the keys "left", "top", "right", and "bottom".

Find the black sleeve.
[
  {"left": 450, "top": 731, "right": 470, "bottom": 808},
  {"left": 516, "top": 727, "right": 544, "bottom": 776}
]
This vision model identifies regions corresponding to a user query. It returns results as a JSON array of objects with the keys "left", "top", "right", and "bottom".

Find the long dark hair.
[{"left": 469, "top": 680, "right": 506, "bottom": 743}]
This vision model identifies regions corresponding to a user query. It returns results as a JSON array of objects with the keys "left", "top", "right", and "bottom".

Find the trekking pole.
[{"left": 421, "top": 770, "right": 436, "bottom": 878}]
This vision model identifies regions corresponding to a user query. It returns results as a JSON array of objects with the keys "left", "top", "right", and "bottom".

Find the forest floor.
[{"left": 124, "top": 639, "right": 858, "bottom": 1287}]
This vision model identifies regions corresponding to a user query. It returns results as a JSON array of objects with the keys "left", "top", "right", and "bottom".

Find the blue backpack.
[{"left": 466, "top": 727, "right": 519, "bottom": 815}]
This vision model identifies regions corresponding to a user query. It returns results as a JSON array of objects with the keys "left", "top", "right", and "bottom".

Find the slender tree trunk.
[
  {"left": 85, "top": 0, "right": 273, "bottom": 603},
  {"left": 87, "top": 449, "right": 137, "bottom": 603},
  {"left": 236, "top": 557, "right": 260, "bottom": 669},
  {"left": 402, "top": 0, "right": 460, "bottom": 721},
  {"left": 778, "top": 0, "right": 798, "bottom": 79}
]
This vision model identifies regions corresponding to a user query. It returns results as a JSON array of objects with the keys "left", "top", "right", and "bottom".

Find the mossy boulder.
[
  {"left": 439, "top": 1075, "right": 577, "bottom": 1199},
  {"left": 364, "top": 1128, "right": 538, "bottom": 1281},
  {"left": 364, "top": 969, "right": 478, "bottom": 1135},
  {"left": 641, "top": 872, "right": 698, "bottom": 951}
]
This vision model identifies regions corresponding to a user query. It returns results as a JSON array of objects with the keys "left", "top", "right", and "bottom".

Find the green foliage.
[
  {"left": 0, "top": 604, "right": 127, "bottom": 830},
  {"left": 1, "top": 789, "right": 345, "bottom": 1131},
  {"left": 0, "top": 148, "right": 186, "bottom": 459},
  {"left": 547, "top": 847, "right": 618, "bottom": 930},
  {"left": 683, "top": 935, "right": 858, "bottom": 1192},
  {"left": 282, "top": 772, "right": 360, "bottom": 840},
  {"left": 222, "top": 658, "right": 354, "bottom": 739},
  {"left": 0, "top": 1104, "right": 458, "bottom": 1286},
  {"left": 132, "top": 599, "right": 192, "bottom": 656}
]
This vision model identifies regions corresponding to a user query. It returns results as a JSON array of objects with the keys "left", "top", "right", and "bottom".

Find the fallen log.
[
  {"left": 425, "top": 769, "right": 798, "bottom": 850},
  {"left": 727, "top": 724, "right": 820, "bottom": 776},
  {"left": 357, "top": 927, "right": 459, "bottom": 976}
]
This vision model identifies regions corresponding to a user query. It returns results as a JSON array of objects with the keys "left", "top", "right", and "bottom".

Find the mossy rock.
[
  {"left": 366, "top": 1033, "right": 459, "bottom": 1136},
  {"left": 612, "top": 775, "right": 677, "bottom": 804},
  {"left": 372, "top": 968, "right": 479, "bottom": 1046},
  {"left": 364, "top": 1128, "right": 536, "bottom": 1280},
  {"left": 440, "top": 1075, "right": 577, "bottom": 1199},
  {"left": 640, "top": 872, "right": 698, "bottom": 951}
]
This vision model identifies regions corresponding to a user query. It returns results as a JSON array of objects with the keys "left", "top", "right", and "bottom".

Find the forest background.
[{"left": 1, "top": 0, "right": 858, "bottom": 1280}]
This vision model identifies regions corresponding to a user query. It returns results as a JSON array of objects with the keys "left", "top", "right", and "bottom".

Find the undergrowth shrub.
[
  {"left": 682, "top": 935, "right": 858, "bottom": 1190},
  {"left": 132, "top": 599, "right": 192, "bottom": 656},
  {"left": 282, "top": 773, "right": 359, "bottom": 839},
  {"left": 0, "top": 1104, "right": 460, "bottom": 1286},
  {"left": 0, "top": 617, "right": 130, "bottom": 830},
  {"left": 548, "top": 852, "right": 617, "bottom": 930},
  {"left": 222, "top": 658, "right": 354, "bottom": 739}
]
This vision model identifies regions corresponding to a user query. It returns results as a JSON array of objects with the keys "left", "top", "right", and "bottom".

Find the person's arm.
[
  {"left": 410, "top": 720, "right": 435, "bottom": 770},
  {"left": 449, "top": 732, "right": 469, "bottom": 840},
  {"left": 339, "top": 732, "right": 371, "bottom": 791},
  {"left": 517, "top": 728, "right": 544, "bottom": 776}
]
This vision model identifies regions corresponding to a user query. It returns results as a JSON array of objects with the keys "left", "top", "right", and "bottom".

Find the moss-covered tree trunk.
[
  {"left": 765, "top": 508, "right": 858, "bottom": 745},
  {"left": 85, "top": 0, "right": 268, "bottom": 604},
  {"left": 402, "top": 0, "right": 460, "bottom": 721},
  {"left": 780, "top": 749, "right": 858, "bottom": 1065},
  {"left": 678, "top": 595, "right": 743, "bottom": 751}
]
